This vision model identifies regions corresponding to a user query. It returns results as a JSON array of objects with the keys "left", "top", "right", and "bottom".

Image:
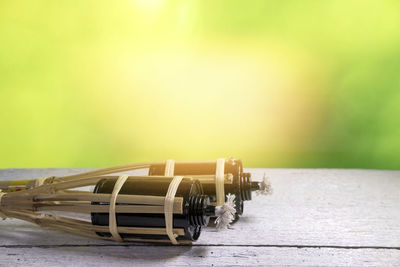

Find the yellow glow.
[
  {"left": 79, "top": 40, "right": 327, "bottom": 164},
  {"left": 132, "top": 0, "right": 164, "bottom": 12}
]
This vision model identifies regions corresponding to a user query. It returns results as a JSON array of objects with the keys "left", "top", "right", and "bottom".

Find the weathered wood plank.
[
  {"left": 0, "top": 168, "right": 399, "bottom": 266},
  {"left": 0, "top": 246, "right": 398, "bottom": 266},
  {"left": 196, "top": 168, "right": 400, "bottom": 247}
]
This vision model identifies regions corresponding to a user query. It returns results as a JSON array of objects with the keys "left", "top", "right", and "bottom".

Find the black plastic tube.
[{"left": 91, "top": 177, "right": 214, "bottom": 242}]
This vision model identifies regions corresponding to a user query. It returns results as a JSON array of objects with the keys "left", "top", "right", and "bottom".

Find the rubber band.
[
  {"left": 109, "top": 174, "right": 129, "bottom": 242},
  {"left": 164, "top": 159, "right": 175, "bottom": 176},
  {"left": 215, "top": 158, "right": 226, "bottom": 206},
  {"left": 164, "top": 175, "right": 183, "bottom": 244}
]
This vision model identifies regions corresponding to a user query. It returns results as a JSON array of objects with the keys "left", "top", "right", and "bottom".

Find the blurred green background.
[{"left": 0, "top": 0, "right": 399, "bottom": 169}]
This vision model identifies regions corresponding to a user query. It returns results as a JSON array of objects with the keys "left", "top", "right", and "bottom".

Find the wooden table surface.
[{"left": 0, "top": 168, "right": 399, "bottom": 266}]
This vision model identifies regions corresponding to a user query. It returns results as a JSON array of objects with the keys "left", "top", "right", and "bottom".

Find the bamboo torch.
[{"left": 0, "top": 165, "right": 236, "bottom": 244}]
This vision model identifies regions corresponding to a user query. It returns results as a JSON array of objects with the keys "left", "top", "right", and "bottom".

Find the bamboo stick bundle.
[{"left": 0, "top": 171, "right": 236, "bottom": 244}]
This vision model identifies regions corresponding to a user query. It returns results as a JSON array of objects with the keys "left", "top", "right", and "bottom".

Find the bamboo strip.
[
  {"left": 56, "top": 215, "right": 186, "bottom": 235},
  {"left": 3, "top": 203, "right": 178, "bottom": 214},
  {"left": 33, "top": 204, "right": 181, "bottom": 214},
  {"left": 1, "top": 199, "right": 183, "bottom": 214},
  {"left": 123, "top": 237, "right": 191, "bottom": 244},
  {"left": 34, "top": 193, "right": 183, "bottom": 207},
  {"left": 155, "top": 160, "right": 219, "bottom": 165},
  {"left": 84, "top": 175, "right": 181, "bottom": 181},
  {"left": 164, "top": 176, "right": 184, "bottom": 244},
  {"left": 55, "top": 163, "right": 156, "bottom": 181},
  {"left": 47, "top": 215, "right": 185, "bottom": 236},
  {"left": 2, "top": 191, "right": 184, "bottom": 213},
  {"left": 187, "top": 174, "right": 233, "bottom": 184},
  {"left": 50, "top": 224, "right": 186, "bottom": 244},
  {"left": 8, "top": 176, "right": 104, "bottom": 196},
  {"left": 3, "top": 209, "right": 185, "bottom": 236},
  {"left": 147, "top": 174, "right": 233, "bottom": 184}
]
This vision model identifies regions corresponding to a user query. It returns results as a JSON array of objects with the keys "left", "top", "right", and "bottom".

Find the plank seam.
[{"left": 0, "top": 244, "right": 399, "bottom": 250}]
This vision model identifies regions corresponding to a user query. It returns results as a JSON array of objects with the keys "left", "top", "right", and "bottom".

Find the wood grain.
[
  {"left": 0, "top": 246, "right": 398, "bottom": 266},
  {"left": 0, "top": 168, "right": 399, "bottom": 266}
]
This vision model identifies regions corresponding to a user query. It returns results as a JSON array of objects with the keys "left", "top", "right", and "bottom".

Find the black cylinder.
[
  {"left": 148, "top": 158, "right": 254, "bottom": 215},
  {"left": 91, "top": 177, "right": 213, "bottom": 242}
]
